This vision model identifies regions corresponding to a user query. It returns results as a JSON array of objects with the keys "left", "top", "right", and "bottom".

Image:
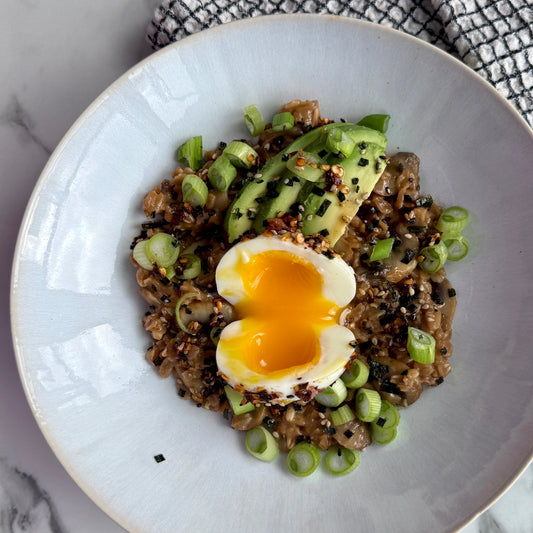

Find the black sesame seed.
[
  {"left": 316, "top": 199, "right": 331, "bottom": 217},
  {"left": 379, "top": 380, "right": 401, "bottom": 395},
  {"left": 401, "top": 249, "right": 415, "bottom": 264},
  {"left": 263, "top": 417, "right": 276, "bottom": 428},
  {"left": 344, "top": 429, "right": 354, "bottom": 438},
  {"left": 379, "top": 314, "right": 396, "bottom": 326},
  {"left": 408, "top": 225, "right": 426, "bottom": 233},
  {"left": 351, "top": 177, "right": 359, "bottom": 185},
  {"left": 358, "top": 158, "right": 369, "bottom": 167},
  {"left": 448, "top": 288, "right": 457, "bottom": 298},
  {"left": 415, "top": 196, "right": 433, "bottom": 208}
]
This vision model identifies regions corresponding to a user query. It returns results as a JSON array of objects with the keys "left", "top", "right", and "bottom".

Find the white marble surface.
[{"left": 0, "top": 2, "right": 531, "bottom": 532}]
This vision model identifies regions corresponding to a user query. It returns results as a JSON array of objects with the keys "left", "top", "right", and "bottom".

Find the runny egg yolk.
[{"left": 225, "top": 250, "right": 341, "bottom": 375}]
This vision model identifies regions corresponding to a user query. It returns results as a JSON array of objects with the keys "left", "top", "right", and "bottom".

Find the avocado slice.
[
  {"left": 224, "top": 123, "right": 387, "bottom": 243},
  {"left": 252, "top": 173, "right": 306, "bottom": 232},
  {"left": 300, "top": 142, "right": 387, "bottom": 245}
]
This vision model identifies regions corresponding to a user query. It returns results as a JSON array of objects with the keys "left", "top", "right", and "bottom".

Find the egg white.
[
  {"left": 215, "top": 235, "right": 356, "bottom": 308},
  {"left": 215, "top": 235, "right": 357, "bottom": 403},
  {"left": 217, "top": 321, "right": 355, "bottom": 401}
]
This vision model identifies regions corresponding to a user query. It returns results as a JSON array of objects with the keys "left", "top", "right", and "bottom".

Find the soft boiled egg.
[{"left": 215, "top": 234, "right": 356, "bottom": 404}]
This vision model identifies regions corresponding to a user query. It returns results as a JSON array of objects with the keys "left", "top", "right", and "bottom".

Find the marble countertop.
[{"left": 1, "top": 2, "right": 531, "bottom": 532}]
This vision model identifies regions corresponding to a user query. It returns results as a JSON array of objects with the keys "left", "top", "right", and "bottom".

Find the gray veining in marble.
[
  {"left": 0, "top": 457, "right": 66, "bottom": 533},
  {"left": 0, "top": 97, "right": 53, "bottom": 155},
  {"left": 0, "top": 1, "right": 531, "bottom": 532}
]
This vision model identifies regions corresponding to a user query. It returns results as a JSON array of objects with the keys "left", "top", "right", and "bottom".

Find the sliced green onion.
[
  {"left": 286, "top": 442, "right": 321, "bottom": 477},
  {"left": 326, "top": 127, "right": 356, "bottom": 157},
  {"left": 244, "top": 104, "right": 265, "bottom": 136},
  {"left": 207, "top": 154, "right": 237, "bottom": 192},
  {"left": 356, "top": 114, "right": 391, "bottom": 134},
  {"left": 371, "top": 424, "right": 398, "bottom": 445},
  {"left": 272, "top": 112, "right": 294, "bottom": 132},
  {"left": 175, "top": 292, "right": 197, "bottom": 334},
  {"left": 245, "top": 426, "right": 279, "bottom": 462},
  {"left": 330, "top": 404, "right": 356, "bottom": 426},
  {"left": 182, "top": 175, "right": 208, "bottom": 207},
  {"left": 419, "top": 241, "right": 448, "bottom": 273},
  {"left": 210, "top": 326, "right": 222, "bottom": 346},
  {"left": 224, "top": 141, "right": 258, "bottom": 169},
  {"left": 407, "top": 327, "right": 435, "bottom": 364},
  {"left": 370, "top": 238, "right": 395, "bottom": 261},
  {"left": 145, "top": 233, "right": 180, "bottom": 268},
  {"left": 325, "top": 447, "right": 360, "bottom": 476},
  {"left": 355, "top": 388, "right": 381, "bottom": 422},
  {"left": 286, "top": 151, "right": 325, "bottom": 182},
  {"left": 224, "top": 385, "right": 255, "bottom": 415},
  {"left": 163, "top": 264, "right": 176, "bottom": 280},
  {"left": 177, "top": 135, "right": 203, "bottom": 170},
  {"left": 315, "top": 379, "right": 347, "bottom": 407},
  {"left": 341, "top": 360, "right": 369, "bottom": 389},
  {"left": 372, "top": 400, "right": 400, "bottom": 430},
  {"left": 177, "top": 254, "right": 201, "bottom": 279},
  {"left": 436, "top": 206, "right": 469, "bottom": 233},
  {"left": 442, "top": 231, "right": 469, "bottom": 261},
  {"left": 132, "top": 240, "right": 154, "bottom": 270}
]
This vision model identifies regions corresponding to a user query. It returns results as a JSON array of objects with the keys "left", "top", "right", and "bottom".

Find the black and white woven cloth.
[{"left": 147, "top": 0, "right": 533, "bottom": 128}]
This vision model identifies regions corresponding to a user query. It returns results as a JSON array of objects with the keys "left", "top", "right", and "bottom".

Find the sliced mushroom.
[
  {"left": 231, "top": 405, "right": 267, "bottom": 431},
  {"left": 431, "top": 278, "right": 457, "bottom": 331},
  {"left": 373, "top": 153, "right": 420, "bottom": 197},
  {"left": 332, "top": 418, "right": 372, "bottom": 450},
  {"left": 382, "top": 235, "right": 420, "bottom": 283}
]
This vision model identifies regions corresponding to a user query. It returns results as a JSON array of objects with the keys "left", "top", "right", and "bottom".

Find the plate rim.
[{"left": 10, "top": 13, "right": 533, "bottom": 533}]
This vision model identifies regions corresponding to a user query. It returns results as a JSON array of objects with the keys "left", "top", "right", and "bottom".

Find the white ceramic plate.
[{"left": 11, "top": 15, "right": 533, "bottom": 533}]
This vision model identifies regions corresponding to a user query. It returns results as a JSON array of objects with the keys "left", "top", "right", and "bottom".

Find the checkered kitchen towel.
[{"left": 147, "top": 0, "right": 533, "bottom": 128}]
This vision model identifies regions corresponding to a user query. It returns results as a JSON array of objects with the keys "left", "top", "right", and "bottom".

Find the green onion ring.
[
  {"left": 325, "top": 447, "right": 360, "bottom": 476},
  {"left": 286, "top": 442, "right": 321, "bottom": 477},
  {"left": 175, "top": 292, "right": 198, "bottom": 335},
  {"left": 407, "top": 326, "right": 436, "bottom": 364},
  {"left": 245, "top": 426, "right": 279, "bottom": 462}
]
